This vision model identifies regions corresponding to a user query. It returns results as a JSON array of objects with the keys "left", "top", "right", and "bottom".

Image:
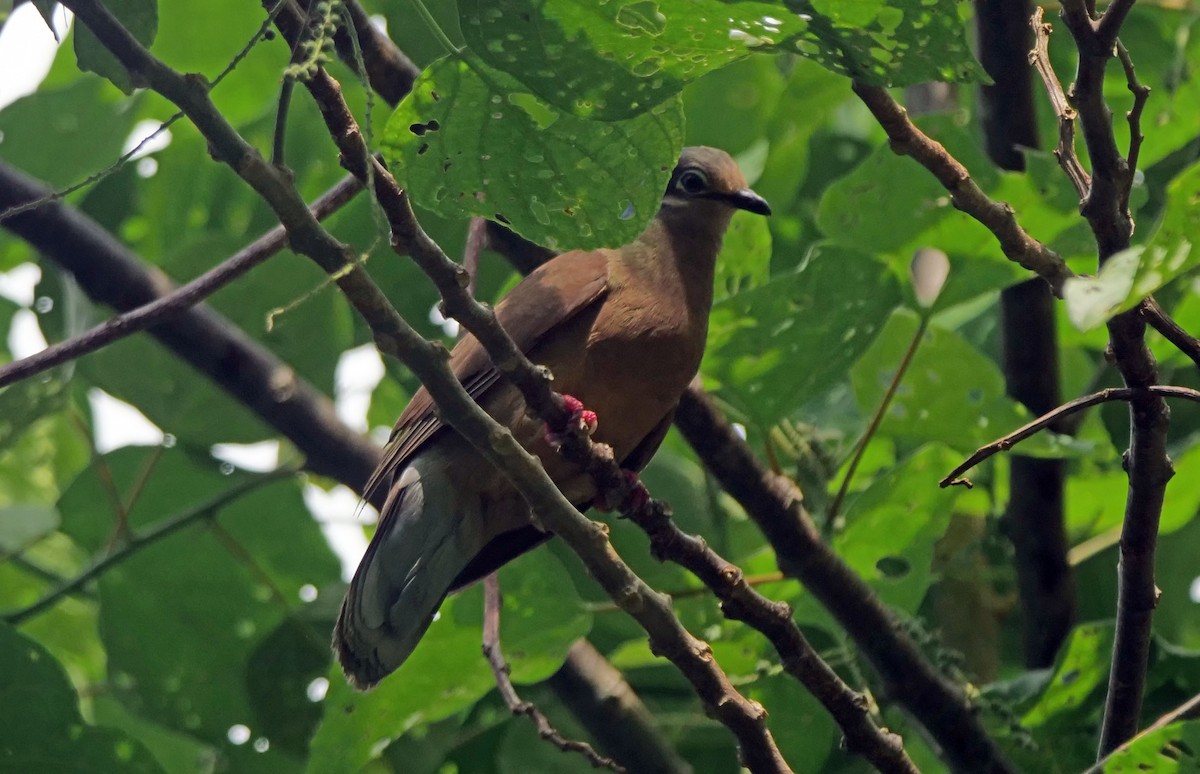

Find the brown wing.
[{"left": 363, "top": 249, "right": 611, "bottom": 499}]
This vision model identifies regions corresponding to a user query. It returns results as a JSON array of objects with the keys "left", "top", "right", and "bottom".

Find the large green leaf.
[
  {"left": 703, "top": 242, "right": 902, "bottom": 429},
  {"left": 792, "top": 444, "right": 959, "bottom": 628},
  {"left": 0, "top": 79, "right": 140, "bottom": 189},
  {"left": 460, "top": 0, "right": 983, "bottom": 120},
  {"left": 383, "top": 54, "right": 684, "bottom": 251},
  {"left": 1021, "top": 622, "right": 1114, "bottom": 729},
  {"left": 0, "top": 621, "right": 162, "bottom": 772},
  {"left": 850, "top": 309, "right": 1067, "bottom": 455},
  {"left": 94, "top": 465, "right": 338, "bottom": 770}
]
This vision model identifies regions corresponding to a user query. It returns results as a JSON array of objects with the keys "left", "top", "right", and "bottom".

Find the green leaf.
[
  {"left": 0, "top": 79, "right": 141, "bottom": 189},
  {"left": 382, "top": 54, "right": 684, "bottom": 251},
  {"left": 460, "top": 0, "right": 983, "bottom": 120},
  {"left": 1064, "top": 164, "right": 1200, "bottom": 330},
  {"left": 818, "top": 116, "right": 998, "bottom": 254},
  {"left": 1021, "top": 622, "right": 1114, "bottom": 728},
  {"left": 704, "top": 243, "right": 901, "bottom": 428},
  {"left": 850, "top": 309, "right": 1060, "bottom": 454},
  {"left": 0, "top": 621, "right": 163, "bottom": 772},
  {"left": 1097, "top": 718, "right": 1200, "bottom": 772},
  {"left": 96, "top": 470, "right": 337, "bottom": 769},
  {"left": 74, "top": 0, "right": 158, "bottom": 94},
  {"left": 495, "top": 550, "right": 592, "bottom": 683},
  {"left": 0, "top": 372, "right": 69, "bottom": 454},
  {"left": 816, "top": 444, "right": 959, "bottom": 617}
]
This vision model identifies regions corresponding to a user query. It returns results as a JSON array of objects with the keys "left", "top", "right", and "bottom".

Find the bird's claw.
[{"left": 544, "top": 394, "right": 598, "bottom": 448}]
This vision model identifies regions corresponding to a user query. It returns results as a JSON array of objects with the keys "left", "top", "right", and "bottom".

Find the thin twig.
[
  {"left": 1141, "top": 298, "right": 1200, "bottom": 369},
  {"left": 1029, "top": 9, "right": 1091, "bottom": 198},
  {"left": 0, "top": 174, "right": 362, "bottom": 390},
  {"left": 482, "top": 575, "right": 624, "bottom": 772},
  {"left": 1115, "top": 39, "right": 1150, "bottom": 214},
  {"left": 272, "top": 77, "right": 296, "bottom": 167},
  {"left": 2, "top": 470, "right": 294, "bottom": 625},
  {"left": 828, "top": 315, "right": 929, "bottom": 530},
  {"left": 851, "top": 82, "right": 1075, "bottom": 296},
  {"left": 940, "top": 385, "right": 1196, "bottom": 487}
]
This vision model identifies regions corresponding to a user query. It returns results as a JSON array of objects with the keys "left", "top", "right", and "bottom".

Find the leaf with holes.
[
  {"left": 702, "top": 243, "right": 902, "bottom": 429},
  {"left": 382, "top": 54, "right": 683, "bottom": 250},
  {"left": 460, "top": 0, "right": 984, "bottom": 120},
  {"left": 850, "top": 309, "right": 1068, "bottom": 455}
]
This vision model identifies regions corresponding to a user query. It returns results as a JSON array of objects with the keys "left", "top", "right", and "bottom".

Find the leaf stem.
[
  {"left": 406, "top": 0, "right": 462, "bottom": 57},
  {"left": 827, "top": 313, "right": 930, "bottom": 532},
  {"left": 2, "top": 469, "right": 296, "bottom": 625}
]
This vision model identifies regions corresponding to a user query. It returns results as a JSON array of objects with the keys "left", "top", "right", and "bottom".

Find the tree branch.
[
  {"left": 674, "top": 386, "right": 1016, "bottom": 774},
  {"left": 60, "top": 1, "right": 791, "bottom": 765},
  {"left": 0, "top": 173, "right": 362, "bottom": 390},
  {"left": 850, "top": 82, "right": 1074, "bottom": 296},
  {"left": 1043, "top": 0, "right": 1173, "bottom": 756},
  {"left": 942, "top": 386, "right": 1198, "bottom": 487},
  {"left": 1141, "top": 298, "right": 1200, "bottom": 369},
  {"left": 482, "top": 575, "right": 623, "bottom": 772},
  {"left": 0, "top": 162, "right": 383, "bottom": 498},
  {"left": 1030, "top": 9, "right": 1092, "bottom": 199}
]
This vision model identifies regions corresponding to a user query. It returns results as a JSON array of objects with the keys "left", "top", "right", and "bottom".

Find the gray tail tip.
[{"left": 332, "top": 618, "right": 388, "bottom": 692}]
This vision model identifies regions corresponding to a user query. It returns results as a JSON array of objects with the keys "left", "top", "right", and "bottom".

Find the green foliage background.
[{"left": 0, "top": 0, "right": 1199, "bottom": 771}]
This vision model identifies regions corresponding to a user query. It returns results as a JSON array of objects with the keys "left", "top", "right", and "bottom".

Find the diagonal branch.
[
  {"left": 0, "top": 161, "right": 384, "bottom": 498},
  {"left": 283, "top": 9, "right": 913, "bottom": 767},
  {"left": 0, "top": 173, "right": 362, "bottom": 390},
  {"left": 851, "top": 82, "right": 1074, "bottom": 296},
  {"left": 61, "top": 0, "right": 790, "bottom": 766},
  {"left": 941, "top": 385, "right": 1200, "bottom": 488}
]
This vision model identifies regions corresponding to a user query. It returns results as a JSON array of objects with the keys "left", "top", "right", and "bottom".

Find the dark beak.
[{"left": 720, "top": 188, "right": 772, "bottom": 216}]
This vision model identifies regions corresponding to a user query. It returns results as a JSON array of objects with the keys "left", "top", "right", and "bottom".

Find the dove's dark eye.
[{"left": 677, "top": 168, "right": 710, "bottom": 195}]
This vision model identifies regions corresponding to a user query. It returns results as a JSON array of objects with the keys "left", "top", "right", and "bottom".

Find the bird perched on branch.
[{"left": 335, "top": 147, "right": 770, "bottom": 688}]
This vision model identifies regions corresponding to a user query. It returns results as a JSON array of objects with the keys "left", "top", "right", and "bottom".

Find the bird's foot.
[
  {"left": 544, "top": 394, "right": 598, "bottom": 448},
  {"left": 593, "top": 470, "right": 649, "bottom": 513}
]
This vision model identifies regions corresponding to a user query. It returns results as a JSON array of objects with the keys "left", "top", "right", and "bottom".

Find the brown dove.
[{"left": 335, "top": 146, "right": 770, "bottom": 688}]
